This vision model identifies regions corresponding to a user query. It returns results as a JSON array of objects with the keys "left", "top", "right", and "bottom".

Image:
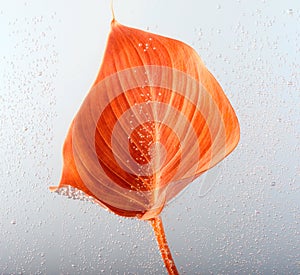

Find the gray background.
[{"left": 0, "top": 0, "right": 299, "bottom": 274}]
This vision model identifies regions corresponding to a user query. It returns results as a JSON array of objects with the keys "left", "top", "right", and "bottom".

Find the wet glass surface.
[{"left": 0, "top": 0, "right": 299, "bottom": 274}]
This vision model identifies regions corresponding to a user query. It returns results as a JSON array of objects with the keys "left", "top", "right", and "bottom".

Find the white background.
[{"left": 0, "top": 0, "right": 299, "bottom": 274}]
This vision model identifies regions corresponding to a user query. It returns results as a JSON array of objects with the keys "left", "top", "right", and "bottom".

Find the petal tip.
[
  {"left": 49, "top": 186, "right": 58, "bottom": 192},
  {"left": 111, "top": 18, "right": 118, "bottom": 26}
]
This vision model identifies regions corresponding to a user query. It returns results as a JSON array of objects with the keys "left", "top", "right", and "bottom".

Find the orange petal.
[{"left": 51, "top": 20, "right": 240, "bottom": 219}]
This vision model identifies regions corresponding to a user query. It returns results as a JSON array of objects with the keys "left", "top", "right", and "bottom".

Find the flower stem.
[{"left": 150, "top": 216, "right": 179, "bottom": 275}]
